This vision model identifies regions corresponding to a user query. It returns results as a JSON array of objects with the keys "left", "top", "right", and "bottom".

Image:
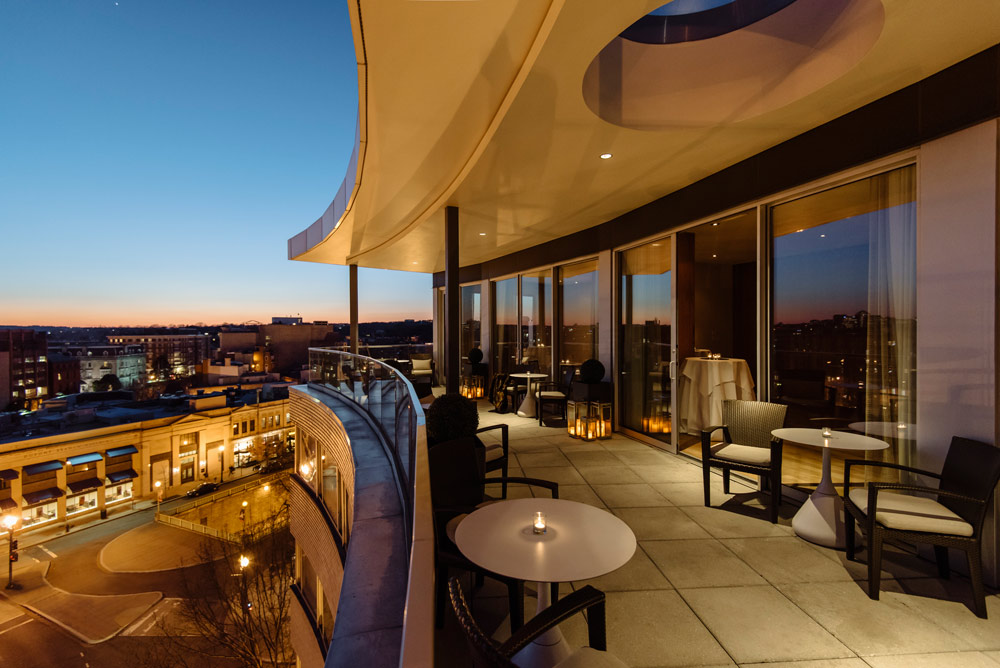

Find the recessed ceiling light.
[
  {"left": 820, "top": 234, "right": 826, "bottom": 238},
  {"left": 712, "top": 254, "right": 717, "bottom": 258},
  {"left": 796, "top": 229, "right": 804, "bottom": 233},
  {"left": 599, "top": 153, "right": 613, "bottom": 160},
  {"left": 711, "top": 222, "right": 718, "bottom": 227},
  {"left": 479, "top": 232, "right": 486, "bottom": 236},
  {"left": 412, "top": 261, "right": 418, "bottom": 265}
]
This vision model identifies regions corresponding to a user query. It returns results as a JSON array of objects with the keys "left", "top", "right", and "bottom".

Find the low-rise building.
[
  {"left": 106, "top": 333, "right": 211, "bottom": 381},
  {"left": 56, "top": 344, "right": 147, "bottom": 392},
  {"left": 0, "top": 329, "right": 49, "bottom": 411}
]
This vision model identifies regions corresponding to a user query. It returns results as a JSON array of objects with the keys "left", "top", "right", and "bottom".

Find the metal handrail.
[
  {"left": 163, "top": 471, "right": 287, "bottom": 516},
  {"left": 154, "top": 512, "right": 241, "bottom": 543}
]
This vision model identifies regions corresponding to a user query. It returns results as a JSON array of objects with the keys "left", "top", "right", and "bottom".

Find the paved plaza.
[{"left": 436, "top": 403, "right": 1000, "bottom": 668}]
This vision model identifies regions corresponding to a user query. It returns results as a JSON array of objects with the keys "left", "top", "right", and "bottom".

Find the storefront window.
[
  {"left": 22, "top": 501, "right": 58, "bottom": 527},
  {"left": 106, "top": 481, "right": 133, "bottom": 503},
  {"left": 66, "top": 491, "right": 99, "bottom": 515},
  {"left": 771, "top": 165, "right": 916, "bottom": 477},
  {"left": 559, "top": 259, "right": 599, "bottom": 377}
]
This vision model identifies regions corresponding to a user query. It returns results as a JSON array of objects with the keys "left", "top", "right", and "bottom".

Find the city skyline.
[{"left": 0, "top": 1, "right": 431, "bottom": 327}]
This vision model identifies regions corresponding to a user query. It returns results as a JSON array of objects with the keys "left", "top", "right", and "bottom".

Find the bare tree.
[{"left": 149, "top": 496, "right": 294, "bottom": 668}]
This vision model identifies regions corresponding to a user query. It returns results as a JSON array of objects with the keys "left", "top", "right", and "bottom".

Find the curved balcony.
[{"left": 290, "top": 348, "right": 431, "bottom": 668}]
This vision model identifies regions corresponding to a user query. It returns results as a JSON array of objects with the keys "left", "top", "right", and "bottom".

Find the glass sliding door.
[
  {"left": 674, "top": 210, "right": 759, "bottom": 457},
  {"left": 558, "top": 259, "right": 599, "bottom": 378},
  {"left": 619, "top": 239, "right": 672, "bottom": 445},
  {"left": 493, "top": 277, "right": 518, "bottom": 374},
  {"left": 770, "top": 165, "right": 916, "bottom": 485},
  {"left": 520, "top": 270, "right": 552, "bottom": 374},
  {"left": 460, "top": 284, "right": 481, "bottom": 360}
]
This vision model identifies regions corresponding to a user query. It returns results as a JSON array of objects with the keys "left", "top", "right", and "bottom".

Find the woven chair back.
[
  {"left": 721, "top": 400, "right": 787, "bottom": 449},
  {"left": 448, "top": 577, "right": 515, "bottom": 668},
  {"left": 939, "top": 436, "right": 1000, "bottom": 527}
]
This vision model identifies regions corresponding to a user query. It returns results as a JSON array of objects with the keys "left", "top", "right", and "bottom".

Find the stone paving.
[{"left": 436, "top": 402, "right": 1000, "bottom": 668}]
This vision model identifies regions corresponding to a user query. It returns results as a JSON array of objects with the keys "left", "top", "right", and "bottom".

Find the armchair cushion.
[
  {"left": 710, "top": 443, "right": 771, "bottom": 466},
  {"left": 847, "top": 488, "right": 973, "bottom": 536},
  {"left": 484, "top": 442, "right": 504, "bottom": 462},
  {"left": 556, "top": 648, "right": 629, "bottom": 668},
  {"left": 537, "top": 390, "right": 566, "bottom": 399},
  {"left": 412, "top": 358, "right": 432, "bottom": 371}
]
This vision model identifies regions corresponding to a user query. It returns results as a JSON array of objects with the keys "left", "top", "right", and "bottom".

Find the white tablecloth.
[{"left": 679, "top": 358, "right": 755, "bottom": 435}]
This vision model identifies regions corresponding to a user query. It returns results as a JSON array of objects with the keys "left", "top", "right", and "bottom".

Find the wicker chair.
[
  {"left": 844, "top": 436, "right": 1000, "bottom": 618},
  {"left": 701, "top": 400, "right": 788, "bottom": 523},
  {"left": 448, "top": 577, "right": 626, "bottom": 668},
  {"left": 536, "top": 368, "right": 575, "bottom": 427}
]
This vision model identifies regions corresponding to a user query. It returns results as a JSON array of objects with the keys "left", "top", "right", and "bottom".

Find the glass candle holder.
[
  {"left": 533, "top": 511, "right": 546, "bottom": 534},
  {"left": 821, "top": 427, "right": 833, "bottom": 438}
]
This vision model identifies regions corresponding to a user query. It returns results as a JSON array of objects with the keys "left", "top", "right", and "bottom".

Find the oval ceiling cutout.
[
  {"left": 583, "top": 0, "right": 884, "bottom": 130},
  {"left": 622, "top": 0, "right": 799, "bottom": 44}
]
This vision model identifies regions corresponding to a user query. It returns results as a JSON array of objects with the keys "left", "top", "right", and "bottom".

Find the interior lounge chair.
[
  {"left": 700, "top": 399, "right": 788, "bottom": 523},
  {"left": 449, "top": 577, "right": 626, "bottom": 668},
  {"left": 844, "top": 435, "right": 1000, "bottom": 618},
  {"left": 410, "top": 353, "right": 434, "bottom": 384},
  {"left": 536, "top": 368, "right": 575, "bottom": 427}
]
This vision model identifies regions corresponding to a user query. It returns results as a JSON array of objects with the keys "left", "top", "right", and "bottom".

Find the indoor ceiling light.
[
  {"left": 479, "top": 232, "right": 486, "bottom": 236},
  {"left": 599, "top": 153, "right": 613, "bottom": 160}
]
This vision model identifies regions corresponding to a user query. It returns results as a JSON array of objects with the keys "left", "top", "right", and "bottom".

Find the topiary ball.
[
  {"left": 579, "top": 358, "right": 605, "bottom": 383},
  {"left": 426, "top": 392, "right": 480, "bottom": 444},
  {"left": 467, "top": 348, "right": 484, "bottom": 364}
]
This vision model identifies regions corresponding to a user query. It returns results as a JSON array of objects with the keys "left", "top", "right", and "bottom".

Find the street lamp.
[
  {"left": 218, "top": 444, "right": 225, "bottom": 482},
  {"left": 238, "top": 554, "right": 250, "bottom": 620},
  {"left": 154, "top": 480, "right": 162, "bottom": 516},
  {"left": 3, "top": 514, "right": 20, "bottom": 590}
]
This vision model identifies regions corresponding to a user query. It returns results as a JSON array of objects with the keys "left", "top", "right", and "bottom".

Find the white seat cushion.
[
  {"left": 411, "top": 358, "right": 432, "bottom": 371},
  {"left": 411, "top": 369, "right": 432, "bottom": 377},
  {"left": 710, "top": 442, "right": 770, "bottom": 465},
  {"left": 847, "top": 488, "right": 973, "bottom": 536},
  {"left": 536, "top": 391, "right": 566, "bottom": 399},
  {"left": 484, "top": 442, "right": 504, "bottom": 462},
  {"left": 556, "top": 647, "right": 628, "bottom": 668}
]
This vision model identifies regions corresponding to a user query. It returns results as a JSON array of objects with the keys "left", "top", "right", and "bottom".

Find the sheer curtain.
[{"left": 865, "top": 166, "right": 917, "bottom": 466}]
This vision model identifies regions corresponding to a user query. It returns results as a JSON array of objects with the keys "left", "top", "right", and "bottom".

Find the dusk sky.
[{"left": 0, "top": 0, "right": 432, "bottom": 327}]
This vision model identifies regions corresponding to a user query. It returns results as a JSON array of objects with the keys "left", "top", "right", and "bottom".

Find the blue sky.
[{"left": 0, "top": 0, "right": 431, "bottom": 326}]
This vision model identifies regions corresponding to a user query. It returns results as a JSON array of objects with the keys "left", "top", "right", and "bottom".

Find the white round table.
[
  {"left": 510, "top": 372, "right": 549, "bottom": 418},
  {"left": 455, "top": 497, "right": 636, "bottom": 668},
  {"left": 773, "top": 427, "right": 889, "bottom": 549}
]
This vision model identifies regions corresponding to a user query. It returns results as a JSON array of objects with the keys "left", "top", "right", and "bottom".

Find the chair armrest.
[
  {"left": 483, "top": 476, "right": 558, "bottom": 499},
  {"left": 500, "top": 585, "right": 607, "bottom": 656},
  {"left": 477, "top": 424, "right": 509, "bottom": 457},
  {"left": 843, "top": 459, "right": 939, "bottom": 489},
  {"left": 867, "top": 482, "right": 987, "bottom": 510},
  {"left": 700, "top": 425, "right": 731, "bottom": 457}
]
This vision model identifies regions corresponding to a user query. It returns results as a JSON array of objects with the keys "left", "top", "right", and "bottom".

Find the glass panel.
[
  {"left": 558, "top": 259, "right": 599, "bottom": 378},
  {"left": 520, "top": 270, "right": 552, "bottom": 375},
  {"left": 771, "top": 165, "right": 916, "bottom": 485},
  {"left": 675, "top": 210, "right": 758, "bottom": 457},
  {"left": 620, "top": 239, "right": 672, "bottom": 443},
  {"left": 461, "top": 284, "right": 481, "bottom": 360},
  {"left": 493, "top": 277, "right": 519, "bottom": 374}
]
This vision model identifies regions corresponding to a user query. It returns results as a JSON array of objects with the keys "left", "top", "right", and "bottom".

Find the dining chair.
[
  {"left": 536, "top": 368, "right": 575, "bottom": 427},
  {"left": 429, "top": 436, "right": 559, "bottom": 629},
  {"left": 449, "top": 577, "right": 627, "bottom": 668},
  {"left": 701, "top": 399, "right": 788, "bottom": 523},
  {"left": 844, "top": 435, "right": 1000, "bottom": 618}
]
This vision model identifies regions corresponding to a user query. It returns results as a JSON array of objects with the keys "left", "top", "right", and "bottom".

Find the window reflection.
[{"left": 559, "top": 259, "right": 599, "bottom": 378}]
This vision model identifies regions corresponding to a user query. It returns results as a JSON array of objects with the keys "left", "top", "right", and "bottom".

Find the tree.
[
  {"left": 147, "top": 492, "right": 295, "bottom": 668},
  {"left": 92, "top": 373, "right": 122, "bottom": 392},
  {"left": 152, "top": 354, "right": 171, "bottom": 380}
]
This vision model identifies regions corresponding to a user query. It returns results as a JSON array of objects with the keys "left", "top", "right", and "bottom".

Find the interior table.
[
  {"left": 679, "top": 357, "right": 755, "bottom": 434},
  {"left": 510, "top": 372, "right": 549, "bottom": 418},
  {"left": 848, "top": 421, "right": 917, "bottom": 441},
  {"left": 455, "top": 497, "right": 636, "bottom": 668},
  {"left": 772, "top": 427, "right": 889, "bottom": 548}
]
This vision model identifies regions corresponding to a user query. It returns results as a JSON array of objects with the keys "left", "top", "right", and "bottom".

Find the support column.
[
  {"left": 349, "top": 264, "right": 359, "bottom": 356},
  {"left": 445, "top": 206, "right": 460, "bottom": 394}
]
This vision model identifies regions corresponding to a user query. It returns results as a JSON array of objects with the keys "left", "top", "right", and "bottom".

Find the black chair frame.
[{"left": 701, "top": 425, "right": 784, "bottom": 523}]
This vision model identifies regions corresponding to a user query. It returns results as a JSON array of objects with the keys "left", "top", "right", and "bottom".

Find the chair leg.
[
  {"left": 769, "top": 469, "right": 780, "bottom": 524},
  {"left": 845, "top": 511, "right": 857, "bottom": 561},
  {"left": 551, "top": 581, "right": 559, "bottom": 603},
  {"left": 508, "top": 579, "right": 525, "bottom": 631},
  {"left": 722, "top": 468, "right": 731, "bottom": 494},
  {"left": 966, "top": 543, "right": 988, "bottom": 619},
  {"left": 702, "top": 462, "right": 712, "bottom": 507},
  {"left": 933, "top": 545, "right": 951, "bottom": 580},
  {"left": 501, "top": 458, "right": 509, "bottom": 500},
  {"left": 475, "top": 571, "right": 485, "bottom": 589},
  {"left": 867, "top": 528, "right": 883, "bottom": 601}
]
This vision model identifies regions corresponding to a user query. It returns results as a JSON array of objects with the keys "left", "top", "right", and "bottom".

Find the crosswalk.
[{"left": 122, "top": 598, "right": 198, "bottom": 637}]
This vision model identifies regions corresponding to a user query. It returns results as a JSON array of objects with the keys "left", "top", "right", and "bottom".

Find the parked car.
[
  {"left": 256, "top": 458, "right": 286, "bottom": 474},
  {"left": 186, "top": 481, "right": 221, "bottom": 497}
]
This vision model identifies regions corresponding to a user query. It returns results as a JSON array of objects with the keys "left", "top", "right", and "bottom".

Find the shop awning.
[
  {"left": 0, "top": 498, "right": 16, "bottom": 512},
  {"left": 106, "top": 469, "right": 138, "bottom": 484},
  {"left": 0, "top": 469, "right": 17, "bottom": 481},
  {"left": 67, "top": 453, "right": 103, "bottom": 466},
  {"left": 106, "top": 446, "right": 138, "bottom": 458},
  {"left": 22, "top": 487, "right": 64, "bottom": 505},
  {"left": 67, "top": 478, "right": 102, "bottom": 494},
  {"left": 23, "top": 460, "right": 63, "bottom": 476}
]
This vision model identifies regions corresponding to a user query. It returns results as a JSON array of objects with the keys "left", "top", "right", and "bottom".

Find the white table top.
[
  {"left": 455, "top": 497, "right": 636, "bottom": 583},
  {"left": 772, "top": 427, "right": 889, "bottom": 452},
  {"left": 510, "top": 372, "right": 549, "bottom": 380},
  {"left": 848, "top": 421, "right": 917, "bottom": 439}
]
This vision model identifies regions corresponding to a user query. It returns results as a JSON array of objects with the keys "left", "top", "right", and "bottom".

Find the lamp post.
[
  {"left": 154, "top": 480, "right": 162, "bottom": 516},
  {"left": 238, "top": 554, "right": 250, "bottom": 621},
  {"left": 3, "top": 514, "right": 20, "bottom": 590},
  {"left": 218, "top": 444, "right": 225, "bottom": 483}
]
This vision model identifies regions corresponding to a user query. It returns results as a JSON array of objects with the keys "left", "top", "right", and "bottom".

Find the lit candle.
[
  {"left": 897, "top": 423, "right": 906, "bottom": 430},
  {"left": 533, "top": 512, "right": 546, "bottom": 534},
  {"left": 821, "top": 427, "right": 832, "bottom": 438}
]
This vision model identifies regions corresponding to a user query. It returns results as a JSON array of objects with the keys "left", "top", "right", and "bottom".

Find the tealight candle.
[
  {"left": 533, "top": 511, "right": 546, "bottom": 534},
  {"left": 821, "top": 427, "right": 832, "bottom": 438},
  {"left": 897, "top": 423, "right": 906, "bottom": 430}
]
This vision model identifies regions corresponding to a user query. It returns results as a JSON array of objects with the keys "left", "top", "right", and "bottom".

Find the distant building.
[
  {"left": 106, "top": 334, "right": 211, "bottom": 380},
  {"left": 219, "top": 323, "right": 340, "bottom": 378},
  {"left": 0, "top": 329, "right": 49, "bottom": 411},
  {"left": 46, "top": 353, "right": 82, "bottom": 397},
  {"left": 271, "top": 316, "right": 303, "bottom": 325},
  {"left": 57, "top": 345, "right": 147, "bottom": 392}
]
